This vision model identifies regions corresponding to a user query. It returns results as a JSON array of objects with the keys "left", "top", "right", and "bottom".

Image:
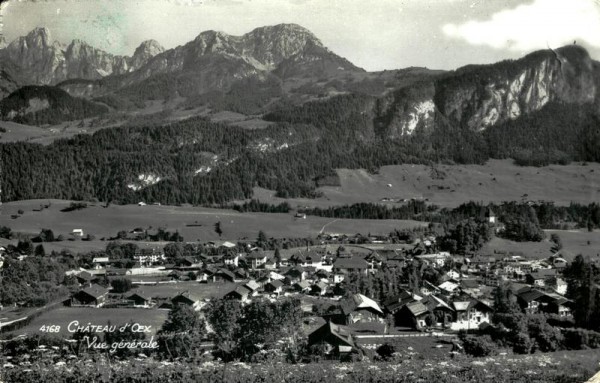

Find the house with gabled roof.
[
  {"left": 308, "top": 321, "right": 358, "bottom": 357},
  {"left": 284, "top": 266, "right": 307, "bottom": 283},
  {"left": 526, "top": 268, "right": 557, "bottom": 285},
  {"left": 247, "top": 252, "right": 268, "bottom": 269},
  {"left": 395, "top": 301, "right": 430, "bottom": 329},
  {"left": 292, "top": 280, "right": 311, "bottom": 293},
  {"left": 224, "top": 285, "right": 252, "bottom": 303},
  {"left": 332, "top": 257, "right": 369, "bottom": 276},
  {"left": 127, "top": 290, "right": 153, "bottom": 308},
  {"left": 450, "top": 299, "right": 493, "bottom": 330},
  {"left": 311, "top": 281, "right": 329, "bottom": 296},
  {"left": 264, "top": 280, "right": 284, "bottom": 296},
  {"left": 223, "top": 253, "right": 239, "bottom": 267},
  {"left": 75, "top": 270, "right": 100, "bottom": 286},
  {"left": 244, "top": 280, "right": 261, "bottom": 296},
  {"left": 212, "top": 269, "right": 236, "bottom": 283},
  {"left": 420, "top": 280, "right": 441, "bottom": 296},
  {"left": 327, "top": 293, "right": 385, "bottom": 325},
  {"left": 383, "top": 290, "right": 422, "bottom": 314},
  {"left": 419, "top": 295, "right": 455, "bottom": 328},
  {"left": 67, "top": 284, "right": 109, "bottom": 307}
]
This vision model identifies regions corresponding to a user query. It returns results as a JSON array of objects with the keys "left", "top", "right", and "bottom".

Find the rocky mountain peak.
[
  {"left": 131, "top": 39, "right": 165, "bottom": 70},
  {"left": 134, "top": 40, "right": 165, "bottom": 57},
  {"left": 26, "top": 27, "right": 52, "bottom": 48}
]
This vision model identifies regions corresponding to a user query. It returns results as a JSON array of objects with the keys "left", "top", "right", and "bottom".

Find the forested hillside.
[
  {"left": 2, "top": 89, "right": 600, "bottom": 205},
  {"left": 0, "top": 86, "right": 108, "bottom": 125}
]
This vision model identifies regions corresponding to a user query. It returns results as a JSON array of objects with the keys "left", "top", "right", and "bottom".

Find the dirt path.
[{"left": 319, "top": 219, "right": 339, "bottom": 234}]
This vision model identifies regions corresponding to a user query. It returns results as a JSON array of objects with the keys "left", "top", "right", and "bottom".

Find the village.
[{"left": 0, "top": 205, "right": 579, "bottom": 362}]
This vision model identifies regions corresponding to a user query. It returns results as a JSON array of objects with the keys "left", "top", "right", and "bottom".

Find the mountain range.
[{"left": 1, "top": 24, "right": 600, "bottom": 204}]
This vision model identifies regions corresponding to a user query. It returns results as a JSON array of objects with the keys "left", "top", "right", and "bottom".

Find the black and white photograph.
[{"left": 0, "top": 0, "right": 600, "bottom": 381}]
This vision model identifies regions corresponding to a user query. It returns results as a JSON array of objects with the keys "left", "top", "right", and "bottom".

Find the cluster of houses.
[{"left": 59, "top": 236, "right": 577, "bottom": 358}]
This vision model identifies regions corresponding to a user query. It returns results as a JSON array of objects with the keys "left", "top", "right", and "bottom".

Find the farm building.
[{"left": 67, "top": 284, "right": 109, "bottom": 307}]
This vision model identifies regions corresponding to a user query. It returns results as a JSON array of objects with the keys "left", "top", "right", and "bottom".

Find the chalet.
[
  {"left": 384, "top": 290, "right": 422, "bottom": 314},
  {"left": 264, "top": 258, "right": 277, "bottom": 270},
  {"left": 292, "top": 280, "right": 311, "bottom": 293},
  {"left": 420, "top": 295, "right": 455, "bottom": 329},
  {"left": 127, "top": 291, "right": 152, "bottom": 308},
  {"left": 67, "top": 284, "right": 108, "bottom": 307},
  {"left": 445, "top": 269, "right": 462, "bottom": 281},
  {"left": 438, "top": 281, "right": 460, "bottom": 295},
  {"left": 311, "top": 281, "right": 329, "bottom": 296},
  {"left": 526, "top": 269, "right": 557, "bottom": 287},
  {"left": 546, "top": 277, "right": 568, "bottom": 295},
  {"left": 179, "top": 257, "right": 201, "bottom": 268},
  {"left": 244, "top": 280, "right": 261, "bottom": 296},
  {"left": 233, "top": 268, "right": 249, "bottom": 281},
  {"left": 420, "top": 280, "right": 441, "bottom": 296},
  {"left": 547, "top": 296, "right": 572, "bottom": 317},
  {"left": 517, "top": 288, "right": 569, "bottom": 315},
  {"left": 332, "top": 257, "right": 369, "bottom": 276},
  {"left": 482, "top": 272, "right": 509, "bottom": 287},
  {"left": 308, "top": 321, "right": 358, "bottom": 357},
  {"left": 364, "top": 252, "right": 384, "bottom": 269},
  {"left": 247, "top": 252, "right": 268, "bottom": 269},
  {"left": 168, "top": 270, "right": 182, "bottom": 281},
  {"left": 224, "top": 285, "right": 251, "bottom": 303},
  {"left": 329, "top": 294, "right": 385, "bottom": 325},
  {"left": 460, "top": 279, "right": 481, "bottom": 293},
  {"left": 76, "top": 270, "right": 100, "bottom": 286},
  {"left": 517, "top": 289, "right": 546, "bottom": 314},
  {"left": 385, "top": 253, "right": 406, "bottom": 268},
  {"left": 92, "top": 257, "right": 110, "bottom": 269},
  {"left": 72, "top": 229, "right": 84, "bottom": 237},
  {"left": 414, "top": 252, "right": 450, "bottom": 268},
  {"left": 212, "top": 269, "right": 236, "bottom": 283},
  {"left": 290, "top": 250, "right": 323, "bottom": 268},
  {"left": 314, "top": 269, "right": 330, "bottom": 281},
  {"left": 468, "top": 255, "right": 496, "bottom": 271},
  {"left": 198, "top": 267, "right": 217, "bottom": 282},
  {"left": 170, "top": 292, "right": 202, "bottom": 310},
  {"left": 450, "top": 299, "right": 493, "bottom": 330},
  {"left": 223, "top": 254, "right": 239, "bottom": 267},
  {"left": 264, "top": 280, "right": 284, "bottom": 295},
  {"left": 395, "top": 301, "right": 429, "bottom": 329},
  {"left": 284, "top": 266, "right": 307, "bottom": 283}
]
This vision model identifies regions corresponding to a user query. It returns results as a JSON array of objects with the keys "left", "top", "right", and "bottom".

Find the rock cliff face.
[
  {"left": 375, "top": 45, "right": 598, "bottom": 138},
  {"left": 0, "top": 28, "right": 164, "bottom": 86},
  {"left": 0, "top": 24, "right": 363, "bottom": 98},
  {"left": 107, "top": 23, "right": 364, "bottom": 92}
]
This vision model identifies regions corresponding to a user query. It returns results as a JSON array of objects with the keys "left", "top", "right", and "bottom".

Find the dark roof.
[
  {"left": 266, "top": 280, "right": 284, "bottom": 289},
  {"left": 225, "top": 285, "right": 250, "bottom": 298},
  {"left": 333, "top": 257, "right": 368, "bottom": 270},
  {"left": 518, "top": 289, "right": 546, "bottom": 303},
  {"left": 81, "top": 284, "right": 108, "bottom": 299},
  {"left": 77, "top": 271, "right": 95, "bottom": 281},
  {"left": 308, "top": 321, "right": 356, "bottom": 348},
  {"left": 529, "top": 269, "right": 557, "bottom": 278},
  {"left": 460, "top": 279, "right": 480, "bottom": 289},
  {"left": 404, "top": 301, "right": 429, "bottom": 317},
  {"left": 216, "top": 269, "right": 235, "bottom": 279},
  {"left": 127, "top": 291, "right": 150, "bottom": 301},
  {"left": 247, "top": 252, "right": 268, "bottom": 260}
]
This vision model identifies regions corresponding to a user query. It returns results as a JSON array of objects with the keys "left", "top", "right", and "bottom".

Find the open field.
[
  {"left": 253, "top": 159, "right": 600, "bottom": 208},
  {"left": 480, "top": 229, "right": 600, "bottom": 261},
  {"left": 9, "top": 307, "right": 169, "bottom": 337},
  {"left": 129, "top": 281, "right": 234, "bottom": 301},
  {"left": 0, "top": 199, "right": 427, "bottom": 244},
  {"left": 0, "top": 120, "right": 110, "bottom": 145}
]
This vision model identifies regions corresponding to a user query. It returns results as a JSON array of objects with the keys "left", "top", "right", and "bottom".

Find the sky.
[{"left": 2, "top": 0, "right": 600, "bottom": 71}]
